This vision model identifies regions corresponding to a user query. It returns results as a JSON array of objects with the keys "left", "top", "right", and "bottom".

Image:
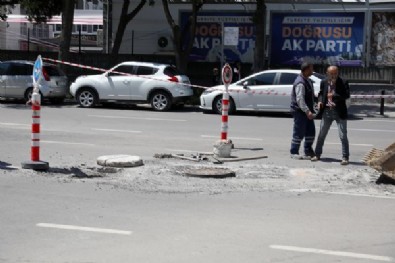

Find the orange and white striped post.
[
  {"left": 31, "top": 91, "right": 41, "bottom": 161},
  {"left": 220, "top": 64, "right": 232, "bottom": 140},
  {"left": 22, "top": 55, "right": 49, "bottom": 171},
  {"left": 221, "top": 92, "right": 229, "bottom": 140}
]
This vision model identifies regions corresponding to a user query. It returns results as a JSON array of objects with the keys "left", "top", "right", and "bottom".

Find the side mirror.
[{"left": 242, "top": 81, "right": 249, "bottom": 88}]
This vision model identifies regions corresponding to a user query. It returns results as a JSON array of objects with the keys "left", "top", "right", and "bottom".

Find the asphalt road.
[
  {"left": 1, "top": 101, "right": 395, "bottom": 263},
  {"left": 0, "top": 101, "right": 394, "bottom": 167},
  {"left": 1, "top": 173, "right": 394, "bottom": 263}
]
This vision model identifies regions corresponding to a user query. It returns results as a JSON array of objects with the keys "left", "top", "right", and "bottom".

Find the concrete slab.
[{"left": 97, "top": 155, "right": 143, "bottom": 168}]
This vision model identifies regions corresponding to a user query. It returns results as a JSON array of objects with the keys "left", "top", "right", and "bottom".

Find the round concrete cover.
[
  {"left": 97, "top": 155, "right": 143, "bottom": 168},
  {"left": 184, "top": 167, "right": 236, "bottom": 179}
]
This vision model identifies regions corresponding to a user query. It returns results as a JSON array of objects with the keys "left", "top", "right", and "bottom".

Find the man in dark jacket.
[
  {"left": 290, "top": 62, "right": 316, "bottom": 159},
  {"left": 311, "top": 65, "right": 350, "bottom": 165}
]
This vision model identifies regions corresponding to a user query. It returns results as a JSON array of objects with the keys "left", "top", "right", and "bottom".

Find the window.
[
  {"left": 43, "top": 66, "right": 65, "bottom": 76},
  {"left": 0, "top": 63, "right": 9, "bottom": 75},
  {"left": 108, "top": 65, "right": 135, "bottom": 76},
  {"left": 279, "top": 73, "right": 297, "bottom": 85},
  {"left": 21, "top": 23, "right": 27, "bottom": 36},
  {"left": 9, "top": 64, "right": 33, "bottom": 75},
  {"left": 136, "top": 66, "right": 155, "bottom": 76},
  {"left": 251, "top": 72, "right": 276, "bottom": 85},
  {"left": 163, "top": 66, "right": 180, "bottom": 77}
]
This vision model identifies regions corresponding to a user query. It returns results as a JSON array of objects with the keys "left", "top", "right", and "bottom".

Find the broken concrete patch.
[{"left": 97, "top": 155, "right": 143, "bottom": 168}]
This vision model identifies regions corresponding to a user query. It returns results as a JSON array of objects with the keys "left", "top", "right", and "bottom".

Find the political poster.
[
  {"left": 371, "top": 12, "right": 395, "bottom": 66},
  {"left": 270, "top": 12, "right": 365, "bottom": 67},
  {"left": 179, "top": 11, "right": 255, "bottom": 63}
]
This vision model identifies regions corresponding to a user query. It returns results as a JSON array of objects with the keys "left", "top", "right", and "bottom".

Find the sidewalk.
[{"left": 348, "top": 103, "right": 395, "bottom": 118}]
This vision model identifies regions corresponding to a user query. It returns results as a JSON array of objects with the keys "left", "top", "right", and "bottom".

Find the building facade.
[{"left": 107, "top": 0, "right": 395, "bottom": 67}]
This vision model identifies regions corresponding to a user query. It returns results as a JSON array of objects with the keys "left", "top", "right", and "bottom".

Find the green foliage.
[
  {"left": 20, "top": 0, "right": 62, "bottom": 23},
  {"left": 0, "top": 0, "right": 19, "bottom": 20}
]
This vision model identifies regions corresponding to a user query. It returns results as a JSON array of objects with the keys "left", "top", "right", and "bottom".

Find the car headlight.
[{"left": 202, "top": 89, "right": 215, "bottom": 95}]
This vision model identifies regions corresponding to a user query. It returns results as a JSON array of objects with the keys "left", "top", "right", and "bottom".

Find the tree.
[
  {"left": 14, "top": 0, "right": 74, "bottom": 63},
  {"left": 20, "top": 0, "right": 62, "bottom": 23},
  {"left": 252, "top": 0, "right": 266, "bottom": 72},
  {"left": 0, "top": 0, "right": 74, "bottom": 63},
  {"left": 162, "top": 0, "right": 204, "bottom": 73},
  {"left": 58, "top": 0, "right": 75, "bottom": 62},
  {"left": 0, "top": 0, "right": 18, "bottom": 20},
  {"left": 112, "top": 0, "right": 154, "bottom": 55}
]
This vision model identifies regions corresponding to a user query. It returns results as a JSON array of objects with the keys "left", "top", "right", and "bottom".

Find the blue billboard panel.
[
  {"left": 271, "top": 12, "right": 365, "bottom": 67},
  {"left": 179, "top": 11, "right": 255, "bottom": 63}
]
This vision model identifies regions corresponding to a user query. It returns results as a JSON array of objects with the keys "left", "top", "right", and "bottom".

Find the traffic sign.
[
  {"left": 222, "top": 64, "right": 232, "bottom": 85},
  {"left": 33, "top": 55, "right": 43, "bottom": 85}
]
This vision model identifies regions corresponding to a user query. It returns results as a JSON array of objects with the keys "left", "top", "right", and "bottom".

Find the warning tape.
[
  {"left": 43, "top": 58, "right": 395, "bottom": 99},
  {"left": 42, "top": 57, "right": 208, "bottom": 89},
  {"left": 350, "top": 94, "right": 395, "bottom": 99}
]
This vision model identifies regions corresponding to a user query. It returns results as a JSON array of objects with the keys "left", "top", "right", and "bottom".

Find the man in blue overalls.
[{"left": 290, "top": 62, "right": 316, "bottom": 159}]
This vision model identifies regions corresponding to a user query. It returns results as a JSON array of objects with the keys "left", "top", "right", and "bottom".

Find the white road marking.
[
  {"left": 333, "top": 127, "right": 395, "bottom": 133},
  {"left": 36, "top": 223, "right": 132, "bottom": 235},
  {"left": 270, "top": 245, "right": 394, "bottom": 262},
  {"left": 88, "top": 114, "right": 186, "bottom": 122},
  {"left": 288, "top": 189, "right": 395, "bottom": 200},
  {"left": 0, "top": 122, "right": 30, "bottom": 129},
  {"left": 92, "top": 128, "right": 142, "bottom": 133},
  {"left": 201, "top": 135, "right": 263, "bottom": 141},
  {"left": 41, "top": 140, "right": 95, "bottom": 147},
  {"left": 326, "top": 142, "right": 373, "bottom": 147},
  {"left": 360, "top": 120, "right": 395, "bottom": 123},
  {"left": 0, "top": 122, "right": 29, "bottom": 126}
]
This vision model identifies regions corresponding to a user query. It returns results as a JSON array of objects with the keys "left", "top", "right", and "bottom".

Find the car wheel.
[
  {"left": 24, "top": 88, "right": 42, "bottom": 103},
  {"left": 213, "top": 96, "right": 235, "bottom": 114},
  {"left": 24, "top": 88, "right": 33, "bottom": 102},
  {"left": 77, "top": 88, "right": 98, "bottom": 108},
  {"left": 150, "top": 91, "right": 172, "bottom": 111}
]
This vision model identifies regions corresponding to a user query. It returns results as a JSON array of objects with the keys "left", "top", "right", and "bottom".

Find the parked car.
[
  {"left": 69, "top": 61, "right": 193, "bottom": 111},
  {"left": 200, "top": 69, "right": 325, "bottom": 114},
  {"left": 0, "top": 60, "right": 68, "bottom": 104}
]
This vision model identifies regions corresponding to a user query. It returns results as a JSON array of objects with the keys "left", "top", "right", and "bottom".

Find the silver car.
[
  {"left": 200, "top": 69, "right": 324, "bottom": 114},
  {"left": 0, "top": 60, "right": 68, "bottom": 104}
]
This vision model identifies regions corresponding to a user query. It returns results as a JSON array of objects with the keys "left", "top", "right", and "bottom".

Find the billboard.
[
  {"left": 371, "top": 12, "right": 395, "bottom": 66},
  {"left": 179, "top": 11, "right": 255, "bottom": 63},
  {"left": 270, "top": 12, "right": 365, "bottom": 67}
]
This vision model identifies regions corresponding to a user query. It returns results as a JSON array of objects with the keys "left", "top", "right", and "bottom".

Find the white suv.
[{"left": 70, "top": 61, "right": 193, "bottom": 111}]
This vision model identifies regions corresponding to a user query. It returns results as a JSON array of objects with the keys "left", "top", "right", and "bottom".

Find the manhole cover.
[{"left": 183, "top": 167, "right": 236, "bottom": 179}]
